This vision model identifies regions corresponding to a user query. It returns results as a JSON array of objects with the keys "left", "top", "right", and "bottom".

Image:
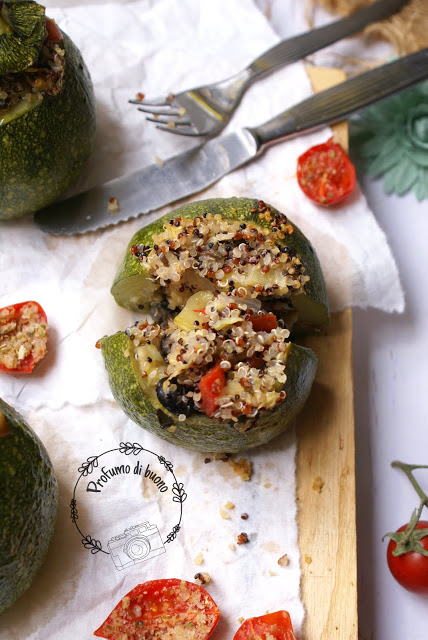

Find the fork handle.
[
  {"left": 244, "top": 0, "right": 408, "bottom": 84},
  {"left": 248, "top": 49, "right": 428, "bottom": 149}
]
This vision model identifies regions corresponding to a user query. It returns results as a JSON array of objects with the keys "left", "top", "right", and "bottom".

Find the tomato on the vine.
[
  {"left": 387, "top": 520, "right": 428, "bottom": 595},
  {"left": 297, "top": 137, "right": 356, "bottom": 206}
]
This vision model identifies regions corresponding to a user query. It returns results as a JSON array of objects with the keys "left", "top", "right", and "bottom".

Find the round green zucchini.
[
  {"left": 0, "top": 2, "right": 96, "bottom": 220},
  {"left": 0, "top": 398, "right": 58, "bottom": 613}
]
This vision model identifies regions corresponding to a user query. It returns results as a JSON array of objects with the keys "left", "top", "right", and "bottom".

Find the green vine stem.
[{"left": 384, "top": 461, "right": 428, "bottom": 557}]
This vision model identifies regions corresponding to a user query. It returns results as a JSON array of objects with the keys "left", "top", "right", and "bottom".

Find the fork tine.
[
  {"left": 128, "top": 97, "right": 170, "bottom": 107},
  {"left": 155, "top": 123, "right": 201, "bottom": 137},
  {"left": 137, "top": 105, "right": 184, "bottom": 117},
  {"left": 145, "top": 116, "right": 192, "bottom": 127}
]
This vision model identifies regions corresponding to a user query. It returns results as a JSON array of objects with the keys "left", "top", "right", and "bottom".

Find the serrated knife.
[{"left": 35, "top": 48, "right": 428, "bottom": 235}]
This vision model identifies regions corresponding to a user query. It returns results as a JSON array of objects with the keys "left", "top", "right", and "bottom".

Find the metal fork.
[{"left": 130, "top": 0, "right": 409, "bottom": 137}]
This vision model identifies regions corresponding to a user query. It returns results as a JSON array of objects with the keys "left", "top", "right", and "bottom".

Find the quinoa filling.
[
  {"left": 123, "top": 203, "right": 312, "bottom": 423},
  {"left": 0, "top": 302, "right": 48, "bottom": 371},
  {"left": 131, "top": 204, "right": 309, "bottom": 313},
  {"left": 127, "top": 291, "right": 290, "bottom": 423},
  {"left": 0, "top": 40, "right": 64, "bottom": 113}
]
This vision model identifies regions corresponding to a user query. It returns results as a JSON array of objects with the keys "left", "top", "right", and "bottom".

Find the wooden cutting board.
[{"left": 296, "top": 68, "right": 358, "bottom": 640}]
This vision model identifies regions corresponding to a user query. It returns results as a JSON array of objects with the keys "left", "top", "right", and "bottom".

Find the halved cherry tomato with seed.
[
  {"left": 297, "top": 137, "right": 356, "bottom": 206},
  {"left": 199, "top": 363, "right": 226, "bottom": 417},
  {"left": 249, "top": 313, "right": 277, "bottom": 332},
  {"left": 233, "top": 610, "right": 296, "bottom": 640},
  {"left": 94, "top": 579, "right": 220, "bottom": 640},
  {"left": 0, "top": 301, "right": 48, "bottom": 374},
  {"left": 45, "top": 17, "right": 62, "bottom": 43}
]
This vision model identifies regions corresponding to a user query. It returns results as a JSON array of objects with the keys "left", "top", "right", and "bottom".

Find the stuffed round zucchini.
[
  {"left": 101, "top": 197, "right": 328, "bottom": 453},
  {"left": 0, "top": 0, "right": 96, "bottom": 219}
]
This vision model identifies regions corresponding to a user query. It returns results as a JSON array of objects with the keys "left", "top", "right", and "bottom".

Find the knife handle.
[
  {"left": 249, "top": 49, "right": 428, "bottom": 149},
  {"left": 246, "top": 0, "right": 409, "bottom": 82}
]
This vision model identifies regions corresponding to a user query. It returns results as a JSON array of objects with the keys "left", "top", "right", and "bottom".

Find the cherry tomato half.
[
  {"left": 94, "top": 579, "right": 220, "bottom": 639},
  {"left": 297, "top": 137, "right": 356, "bottom": 206},
  {"left": 387, "top": 520, "right": 428, "bottom": 595},
  {"left": 0, "top": 301, "right": 48, "bottom": 374},
  {"left": 233, "top": 610, "right": 296, "bottom": 640}
]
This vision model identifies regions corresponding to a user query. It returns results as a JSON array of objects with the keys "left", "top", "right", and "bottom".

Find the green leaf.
[
  {"left": 0, "top": 0, "right": 47, "bottom": 74},
  {"left": 367, "top": 147, "right": 399, "bottom": 177},
  {"left": 392, "top": 157, "right": 419, "bottom": 196},
  {"left": 414, "top": 169, "right": 428, "bottom": 201}
]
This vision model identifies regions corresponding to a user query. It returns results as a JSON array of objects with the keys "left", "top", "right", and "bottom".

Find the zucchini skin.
[{"left": 101, "top": 331, "right": 318, "bottom": 453}]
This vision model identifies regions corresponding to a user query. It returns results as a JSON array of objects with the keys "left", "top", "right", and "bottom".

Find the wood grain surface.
[{"left": 296, "top": 67, "right": 358, "bottom": 640}]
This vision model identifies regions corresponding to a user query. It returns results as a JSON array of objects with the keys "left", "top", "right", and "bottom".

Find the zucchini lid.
[
  {"left": 0, "top": 0, "right": 47, "bottom": 74},
  {"left": 111, "top": 197, "right": 329, "bottom": 334}
]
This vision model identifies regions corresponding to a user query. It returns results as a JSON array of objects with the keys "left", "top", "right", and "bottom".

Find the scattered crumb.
[
  {"left": 237, "top": 617, "right": 244, "bottom": 624},
  {"left": 178, "top": 107, "right": 186, "bottom": 116},
  {"left": 194, "top": 572, "right": 210, "bottom": 586},
  {"left": 193, "top": 552, "right": 204, "bottom": 565},
  {"left": 215, "top": 453, "right": 230, "bottom": 462},
  {"left": 304, "top": 554, "right": 312, "bottom": 564},
  {"left": 219, "top": 508, "right": 230, "bottom": 520},
  {"left": 108, "top": 197, "right": 120, "bottom": 213},
  {"left": 154, "top": 155, "right": 164, "bottom": 166},
  {"left": 237, "top": 532, "right": 249, "bottom": 545},
  {"left": 228, "top": 457, "right": 252, "bottom": 481},
  {"left": 167, "top": 121, "right": 176, "bottom": 129},
  {"left": 278, "top": 554, "right": 289, "bottom": 567},
  {"left": 224, "top": 501, "right": 235, "bottom": 510},
  {"left": 204, "top": 457, "right": 211, "bottom": 464},
  {"left": 135, "top": 92, "right": 145, "bottom": 101},
  {"left": 241, "top": 513, "right": 249, "bottom": 520},
  {"left": 166, "top": 425, "right": 177, "bottom": 433},
  {"left": 264, "top": 481, "right": 272, "bottom": 489},
  {"left": 269, "top": 570, "right": 278, "bottom": 576},
  {"left": 228, "top": 543, "right": 236, "bottom": 551},
  {"left": 312, "top": 476, "right": 325, "bottom": 493}
]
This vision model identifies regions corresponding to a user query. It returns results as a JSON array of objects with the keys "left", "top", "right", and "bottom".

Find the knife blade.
[{"left": 35, "top": 48, "right": 428, "bottom": 235}]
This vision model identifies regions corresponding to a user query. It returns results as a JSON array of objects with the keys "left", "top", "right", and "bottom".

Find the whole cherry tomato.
[
  {"left": 297, "top": 137, "right": 356, "bottom": 206},
  {"left": 387, "top": 520, "right": 428, "bottom": 595},
  {"left": 94, "top": 579, "right": 220, "bottom": 639},
  {"left": 233, "top": 610, "right": 296, "bottom": 640}
]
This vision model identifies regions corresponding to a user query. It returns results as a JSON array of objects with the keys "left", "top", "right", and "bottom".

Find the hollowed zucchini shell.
[
  {"left": 101, "top": 331, "right": 317, "bottom": 453},
  {"left": 111, "top": 197, "right": 329, "bottom": 333}
]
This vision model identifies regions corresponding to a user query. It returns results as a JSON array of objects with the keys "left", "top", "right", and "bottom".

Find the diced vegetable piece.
[
  {"left": 199, "top": 363, "right": 226, "bottom": 417},
  {"left": 249, "top": 313, "right": 277, "bottom": 332},
  {"left": 174, "top": 291, "right": 214, "bottom": 331},
  {"left": 94, "top": 578, "right": 220, "bottom": 640}
]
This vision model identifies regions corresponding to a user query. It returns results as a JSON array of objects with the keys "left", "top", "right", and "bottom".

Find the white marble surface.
[{"left": 261, "top": 1, "right": 428, "bottom": 638}]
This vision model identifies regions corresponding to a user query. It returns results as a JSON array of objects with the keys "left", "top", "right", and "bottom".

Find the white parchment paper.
[{"left": 0, "top": 1, "right": 404, "bottom": 638}]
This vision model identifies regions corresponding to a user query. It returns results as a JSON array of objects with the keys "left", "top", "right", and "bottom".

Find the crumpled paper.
[{"left": 0, "top": 0, "right": 404, "bottom": 638}]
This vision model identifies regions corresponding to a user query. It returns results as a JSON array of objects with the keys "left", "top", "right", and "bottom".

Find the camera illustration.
[{"left": 107, "top": 522, "right": 166, "bottom": 570}]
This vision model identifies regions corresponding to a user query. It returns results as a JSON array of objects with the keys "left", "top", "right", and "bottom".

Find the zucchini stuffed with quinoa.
[
  {"left": 101, "top": 198, "right": 328, "bottom": 453},
  {"left": 0, "top": 0, "right": 96, "bottom": 220}
]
